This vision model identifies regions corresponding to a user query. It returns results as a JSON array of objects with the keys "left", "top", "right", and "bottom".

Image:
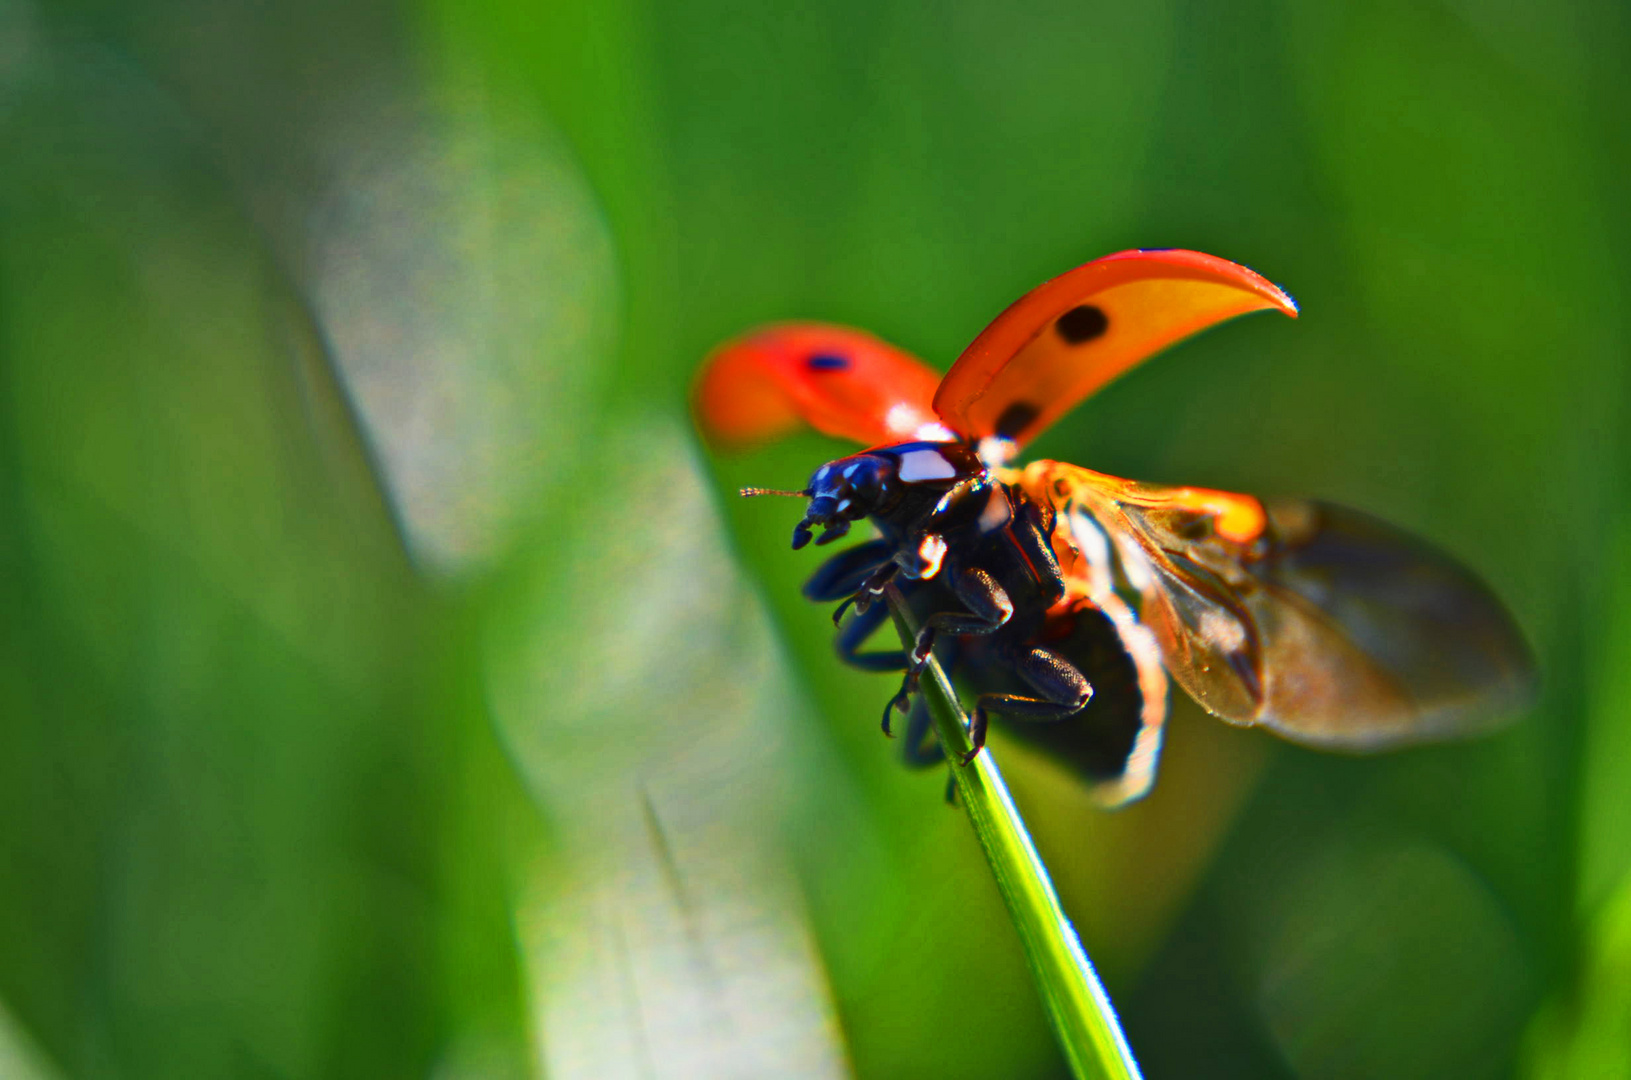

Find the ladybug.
[{"left": 695, "top": 250, "right": 1533, "bottom": 805}]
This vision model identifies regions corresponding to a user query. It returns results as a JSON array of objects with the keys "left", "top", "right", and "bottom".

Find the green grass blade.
[{"left": 885, "top": 587, "right": 1142, "bottom": 1080}]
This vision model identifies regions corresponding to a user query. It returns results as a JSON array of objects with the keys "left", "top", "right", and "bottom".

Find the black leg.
[
  {"left": 899, "top": 697, "right": 944, "bottom": 767},
  {"left": 897, "top": 691, "right": 957, "bottom": 805},
  {"left": 880, "top": 593, "right": 968, "bottom": 743},
  {"left": 964, "top": 647, "right": 1093, "bottom": 765},
  {"left": 910, "top": 567, "right": 1014, "bottom": 669},
  {"left": 850, "top": 560, "right": 901, "bottom": 616},
  {"left": 883, "top": 568, "right": 1013, "bottom": 735},
  {"left": 898, "top": 632, "right": 961, "bottom": 764},
  {"left": 814, "top": 519, "right": 850, "bottom": 545},
  {"left": 833, "top": 600, "right": 907, "bottom": 673},
  {"left": 881, "top": 679, "right": 911, "bottom": 737},
  {"left": 1011, "top": 487, "right": 1066, "bottom": 603},
  {"left": 802, "top": 539, "right": 893, "bottom": 602}
]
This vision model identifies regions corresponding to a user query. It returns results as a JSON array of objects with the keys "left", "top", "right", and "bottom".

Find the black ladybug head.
[{"left": 791, "top": 452, "right": 903, "bottom": 549}]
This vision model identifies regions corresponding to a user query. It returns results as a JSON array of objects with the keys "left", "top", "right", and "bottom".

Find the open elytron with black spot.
[{"left": 693, "top": 249, "right": 1534, "bottom": 805}]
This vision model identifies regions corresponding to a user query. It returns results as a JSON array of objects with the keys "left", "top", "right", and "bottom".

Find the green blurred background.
[{"left": 1, "top": 0, "right": 1627, "bottom": 1076}]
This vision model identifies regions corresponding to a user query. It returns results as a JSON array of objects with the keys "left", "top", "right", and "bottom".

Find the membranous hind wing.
[
  {"left": 983, "top": 474, "right": 1172, "bottom": 806},
  {"left": 1016, "top": 462, "right": 1535, "bottom": 749}
]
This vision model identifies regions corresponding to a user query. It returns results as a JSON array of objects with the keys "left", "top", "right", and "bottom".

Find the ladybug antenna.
[{"left": 740, "top": 487, "right": 810, "bottom": 499}]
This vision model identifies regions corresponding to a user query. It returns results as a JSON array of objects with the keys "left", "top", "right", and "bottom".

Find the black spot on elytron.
[
  {"left": 1055, "top": 304, "right": 1109, "bottom": 344},
  {"left": 805, "top": 353, "right": 850, "bottom": 371},
  {"left": 994, "top": 401, "right": 1040, "bottom": 439}
]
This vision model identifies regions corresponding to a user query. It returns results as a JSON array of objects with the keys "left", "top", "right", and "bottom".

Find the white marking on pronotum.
[{"left": 898, "top": 448, "right": 957, "bottom": 483}]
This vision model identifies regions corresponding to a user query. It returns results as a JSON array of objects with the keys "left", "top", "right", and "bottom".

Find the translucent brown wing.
[{"left": 1012, "top": 462, "right": 1535, "bottom": 750}]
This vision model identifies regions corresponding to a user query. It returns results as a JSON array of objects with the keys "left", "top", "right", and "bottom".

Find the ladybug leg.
[
  {"left": 833, "top": 600, "right": 907, "bottom": 673},
  {"left": 882, "top": 681, "right": 911, "bottom": 736},
  {"left": 834, "top": 561, "right": 902, "bottom": 626},
  {"left": 900, "top": 697, "right": 942, "bottom": 766},
  {"left": 910, "top": 568, "right": 1013, "bottom": 672},
  {"left": 813, "top": 519, "right": 851, "bottom": 546},
  {"left": 802, "top": 538, "right": 893, "bottom": 602},
  {"left": 888, "top": 569, "right": 1008, "bottom": 735},
  {"left": 898, "top": 633, "right": 961, "bottom": 765},
  {"left": 826, "top": 578, "right": 919, "bottom": 737},
  {"left": 849, "top": 560, "right": 901, "bottom": 617},
  {"left": 1011, "top": 489, "right": 1066, "bottom": 602},
  {"left": 963, "top": 648, "right": 1092, "bottom": 766}
]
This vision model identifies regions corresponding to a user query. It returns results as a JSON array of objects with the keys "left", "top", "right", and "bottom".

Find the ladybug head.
[
  {"left": 741, "top": 451, "right": 903, "bottom": 550},
  {"left": 793, "top": 452, "right": 904, "bottom": 549}
]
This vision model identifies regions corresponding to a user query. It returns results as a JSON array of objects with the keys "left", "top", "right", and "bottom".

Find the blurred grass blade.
[
  {"left": 885, "top": 588, "right": 1142, "bottom": 1080},
  {"left": 1523, "top": 872, "right": 1631, "bottom": 1079},
  {"left": 486, "top": 420, "right": 854, "bottom": 1078},
  {"left": 0, "top": 999, "right": 62, "bottom": 1080}
]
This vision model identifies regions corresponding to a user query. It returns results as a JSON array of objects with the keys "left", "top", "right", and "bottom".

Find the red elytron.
[{"left": 695, "top": 250, "right": 1533, "bottom": 805}]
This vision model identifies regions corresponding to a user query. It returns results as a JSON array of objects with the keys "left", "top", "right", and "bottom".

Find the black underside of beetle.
[{"left": 803, "top": 479, "right": 1147, "bottom": 786}]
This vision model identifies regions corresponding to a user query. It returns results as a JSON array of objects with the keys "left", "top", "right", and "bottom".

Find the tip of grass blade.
[{"left": 883, "top": 586, "right": 1142, "bottom": 1080}]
